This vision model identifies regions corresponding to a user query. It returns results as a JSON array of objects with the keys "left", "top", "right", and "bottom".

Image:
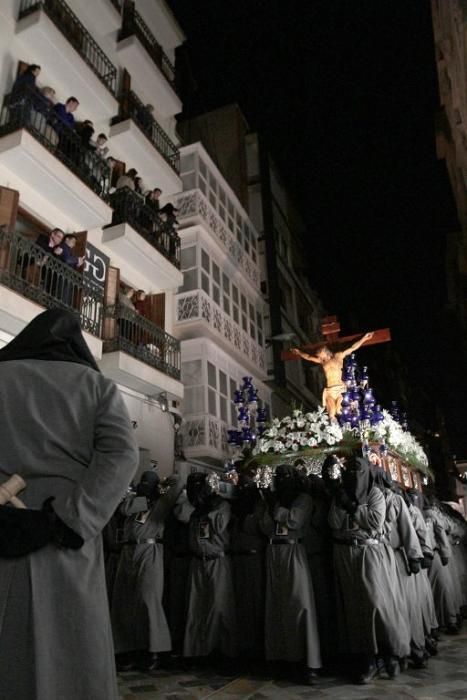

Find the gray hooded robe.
[{"left": 0, "top": 312, "right": 138, "bottom": 700}]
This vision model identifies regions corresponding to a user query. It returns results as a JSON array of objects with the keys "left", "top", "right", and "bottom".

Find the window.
[
  {"left": 230, "top": 378, "right": 238, "bottom": 426},
  {"left": 201, "top": 249, "right": 210, "bottom": 272},
  {"left": 207, "top": 361, "right": 217, "bottom": 388},
  {"left": 180, "top": 246, "right": 196, "bottom": 270},
  {"left": 201, "top": 273, "right": 210, "bottom": 295},
  {"left": 181, "top": 269, "right": 197, "bottom": 292}
]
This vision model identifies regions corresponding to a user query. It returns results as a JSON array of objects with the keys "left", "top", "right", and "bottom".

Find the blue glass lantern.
[{"left": 370, "top": 404, "right": 384, "bottom": 425}]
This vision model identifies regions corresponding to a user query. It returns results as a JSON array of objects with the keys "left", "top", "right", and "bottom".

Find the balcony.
[
  {"left": 109, "top": 91, "right": 181, "bottom": 194},
  {"left": 101, "top": 303, "right": 183, "bottom": 398},
  {"left": 0, "top": 228, "right": 104, "bottom": 346},
  {"left": 174, "top": 189, "right": 260, "bottom": 291},
  {"left": 103, "top": 188, "right": 182, "bottom": 290},
  {"left": 0, "top": 88, "right": 113, "bottom": 229},
  {"left": 16, "top": 0, "right": 118, "bottom": 121},
  {"left": 180, "top": 414, "right": 229, "bottom": 465},
  {"left": 174, "top": 288, "right": 267, "bottom": 378},
  {"left": 116, "top": 6, "right": 181, "bottom": 119}
]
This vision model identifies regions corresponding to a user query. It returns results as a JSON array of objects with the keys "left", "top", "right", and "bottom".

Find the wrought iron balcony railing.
[
  {"left": 19, "top": 0, "right": 117, "bottom": 95},
  {"left": 0, "top": 86, "right": 112, "bottom": 199},
  {"left": 119, "top": 4, "right": 177, "bottom": 92},
  {"left": 108, "top": 187, "right": 181, "bottom": 269},
  {"left": 113, "top": 90, "right": 180, "bottom": 173},
  {"left": 0, "top": 228, "right": 104, "bottom": 337},
  {"left": 104, "top": 303, "right": 181, "bottom": 380}
]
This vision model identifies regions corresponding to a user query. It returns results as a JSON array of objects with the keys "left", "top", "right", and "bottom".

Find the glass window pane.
[
  {"left": 219, "top": 370, "right": 227, "bottom": 396},
  {"left": 207, "top": 362, "right": 217, "bottom": 388},
  {"left": 250, "top": 322, "right": 255, "bottom": 339},
  {"left": 242, "top": 314, "right": 248, "bottom": 332},
  {"left": 184, "top": 385, "right": 205, "bottom": 413},
  {"left": 230, "top": 378, "right": 236, "bottom": 398},
  {"left": 180, "top": 152, "right": 195, "bottom": 172},
  {"left": 199, "top": 177, "right": 207, "bottom": 194},
  {"left": 222, "top": 274, "right": 230, "bottom": 294},
  {"left": 233, "top": 306, "right": 239, "bottom": 323},
  {"left": 181, "top": 359, "right": 203, "bottom": 385},
  {"left": 201, "top": 249, "right": 210, "bottom": 272},
  {"left": 208, "top": 387, "right": 217, "bottom": 416},
  {"left": 201, "top": 273, "right": 210, "bottom": 294},
  {"left": 223, "top": 296, "right": 230, "bottom": 314},
  {"left": 256, "top": 310, "right": 263, "bottom": 328},
  {"left": 220, "top": 396, "right": 228, "bottom": 423},
  {"left": 213, "top": 285, "right": 220, "bottom": 305},
  {"left": 232, "top": 285, "right": 239, "bottom": 304},
  {"left": 212, "top": 262, "right": 220, "bottom": 284},
  {"left": 241, "top": 294, "right": 247, "bottom": 312},
  {"left": 181, "top": 172, "right": 196, "bottom": 190},
  {"left": 181, "top": 268, "right": 198, "bottom": 292},
  {"left": 199, "top": 159, "right": 207, "bottom": 178},
  {"left": 249, "top": 303, "right": 255, "bottom": 320},
  {"left": 180, "top": 246, "right": 196, "bottom": 269}
]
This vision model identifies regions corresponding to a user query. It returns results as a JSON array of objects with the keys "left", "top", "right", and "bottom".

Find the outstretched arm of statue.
[
  {"left": 290, "top": 348, "right": 321, "bottom": 363},
  {"left": 341, "top": 331, "right": 374, "bottom": 358}
]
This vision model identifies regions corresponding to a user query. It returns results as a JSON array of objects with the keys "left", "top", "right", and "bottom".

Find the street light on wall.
[{"left": 157, "top": 391, "right": 169, "bottom": 412}]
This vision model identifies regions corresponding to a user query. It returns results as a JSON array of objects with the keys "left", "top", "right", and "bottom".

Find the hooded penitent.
[
  {"left": 342, "top": 455, "right": 374, "bottom": 505},
  {"left": 0, "top": 308, "right": 99, "bottom": 371},
  {"left": 136, "top": 471, "right": 160, "bottom": 501}
]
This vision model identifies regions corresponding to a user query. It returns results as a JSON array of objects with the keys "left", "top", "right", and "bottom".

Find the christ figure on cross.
[{"left": 290, "top": 332, "right": 374, "bottom": 420}]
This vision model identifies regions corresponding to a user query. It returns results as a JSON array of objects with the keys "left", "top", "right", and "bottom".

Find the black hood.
[
  {"left": 136, "top": 470, "right": 160, "bottom": 500},
  {"left": 0, "top": 309, "right": 99, "bottom": 371},
  {"left": 342, "top": 456, "right": 373, "bottom": 505},
  {"left": 370, "top": 465, "right": 393, "bottom": 492}
]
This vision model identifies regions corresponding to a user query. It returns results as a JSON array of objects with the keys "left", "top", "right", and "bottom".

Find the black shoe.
[
  {"left": 410, "top": 655, "right": 427, "bottom": 669},
  {"left": 137, "top": 652, "right": 159, "bottom": 672},
  {"left": 384, "top": 657, "right": 400, "bottom": 679},
  {"left": 115, "top": 653, "right": 137, "bottom": 672},
  {"left": 356, "top": 664, "right": 377, "bottom": 684},
  {"left": 305, "top": 668, "right": 319, "bottom": 685},
  {"left": 399, "top": 656, "right": 408, "bottom": 672},
  {"left": 425, "top": 638, "right": 438, "bottom": 656},
  {"left": 431, "top": 628, "right": 440, "bottom": 641}
]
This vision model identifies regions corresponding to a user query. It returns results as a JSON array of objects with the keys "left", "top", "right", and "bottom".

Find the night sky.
[{"left": 168, "top": 0, "right": 465, "bottom": 460}]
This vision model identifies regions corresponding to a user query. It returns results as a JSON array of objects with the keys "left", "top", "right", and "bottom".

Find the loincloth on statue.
[{"left": 322, "top": 383, "right": 346, "bottom": 406}]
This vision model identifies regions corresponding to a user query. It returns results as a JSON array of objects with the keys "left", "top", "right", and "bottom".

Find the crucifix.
[{"left": 281, "top": 315, "right": 391, "bottom": 420}]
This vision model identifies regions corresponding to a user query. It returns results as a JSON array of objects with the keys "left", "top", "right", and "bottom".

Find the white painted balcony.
[
  {"left": 16, "top": 1, "right": 118, "bottom": 122},
  {"left": 174, "top": 288, "right": 267, "bottom": 379},
  {"left": 0, "top": 127, "right": 112, "bottom": 230},
  {"left": 99, "top": 349, "right": 184, "bottom": 400},
  {"left": 108, "top": 117, "right": 181, "bottom": 196}
]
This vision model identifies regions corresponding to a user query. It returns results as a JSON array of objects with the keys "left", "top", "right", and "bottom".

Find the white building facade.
[
  {"left": 172, "top": 142, "right": 271, "bottom": 475},
  {"left": 0, "top": 0, "right": 187, "bottom": 477}
]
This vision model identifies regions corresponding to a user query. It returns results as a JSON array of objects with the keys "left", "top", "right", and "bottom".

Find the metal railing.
[
  {"left": 0, "top": 228, "right": 103, "bottom": 337},
  {"left": 108, "top": 187, "right": 180, "bottom": 268},
  {"left": 19, "top": 0, "right": 117, "bottom": 95},
  {"left": 104, "top": 303, "right": 181, "bottom": 379},
  {"left": 113, "top": 90, "right": 180, "bottom": 173},
  {"left": 119, "top": 4, "right": 177, "bottom": 91},
  {"left": 0, "top": 86, "right": 112, "bottom": 199}
]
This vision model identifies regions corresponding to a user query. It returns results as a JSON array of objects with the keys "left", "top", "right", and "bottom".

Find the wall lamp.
[{"left": 157, "top": 391, "right": 169, "bottom": 412}]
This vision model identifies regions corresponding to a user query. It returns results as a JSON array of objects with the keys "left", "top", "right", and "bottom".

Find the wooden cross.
[{"left": 281, "top": 315, "right": 391, "bottom": 361}]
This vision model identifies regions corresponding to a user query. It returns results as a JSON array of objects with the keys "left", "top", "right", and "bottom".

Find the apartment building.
[{"left": 0, "top": 0, "right": 186, "bottom": 477}]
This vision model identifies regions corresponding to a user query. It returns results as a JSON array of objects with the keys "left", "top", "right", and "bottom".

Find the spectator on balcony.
[
  {"left": 12, "top": 63, "right": 41, "bottom": 95},
  {"left": 118, "top": 286, "right": 137, "bottom": 344},
  {"left": 53, "top": 96, "right": 79, "bottom": 132},
  {"left": 35, "top": 228, "right": 65, "bottom": 254},
  {"left": 40, "top": 86, "right": 56, "bottom": 105},
  {"left": 93, "top": 133, "right": 109, "bottom": 157},
  {"left": 136, "top": 103, "right": 154, "bottom": 133},
  {"left": 134, "top": 289, "right": 146, "bottom": 315},
  {"left": 116, "top": 168, "right": 137, "bottom": 192},
  {"left": 55, "top": 235, "right": 85, "bottom": 270},
  {"left": 78, "top": 120, "right": 95, "bottom": 150},
  {"left": 134, "top": 177, "right": 146, "bottom": 201},
  {"left": 159, "top": 203, "right": 179, "bottom": 230},
  {"left": 145, "top": 187, "right": 162, "bottom": 212}
]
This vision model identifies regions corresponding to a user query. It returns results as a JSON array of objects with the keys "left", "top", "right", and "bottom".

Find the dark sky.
[{"left": 168, "top": 0, "right": 465, "bottom": 457}]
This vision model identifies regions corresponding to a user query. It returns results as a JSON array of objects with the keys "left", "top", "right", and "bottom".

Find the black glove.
[
  {"left": 440, "top": 556, "right": 449, "bottom": 566},
  {"left": 421, "top": 554, "right": 433, "bottom": 569},
  {"left": 335, "top": 489, "right": 357, "bottom": 515},
  {"left": 0, "top": 499, "right": 83, "bottom": 558},
  {"left": 409, "top": 559, "right": 421, "bottom": 575}
]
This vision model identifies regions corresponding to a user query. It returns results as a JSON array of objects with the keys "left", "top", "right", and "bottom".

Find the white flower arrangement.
[
  {"left": 369, "top": 410, "right": 429, "bottom": 470},
  {"left": 253, "top": 407, "right": 344, "bottom": 456}
]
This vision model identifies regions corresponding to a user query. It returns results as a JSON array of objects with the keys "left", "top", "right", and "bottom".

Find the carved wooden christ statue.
[{"left": 283, "top": 316, "right": 391, "bottom": 421}]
